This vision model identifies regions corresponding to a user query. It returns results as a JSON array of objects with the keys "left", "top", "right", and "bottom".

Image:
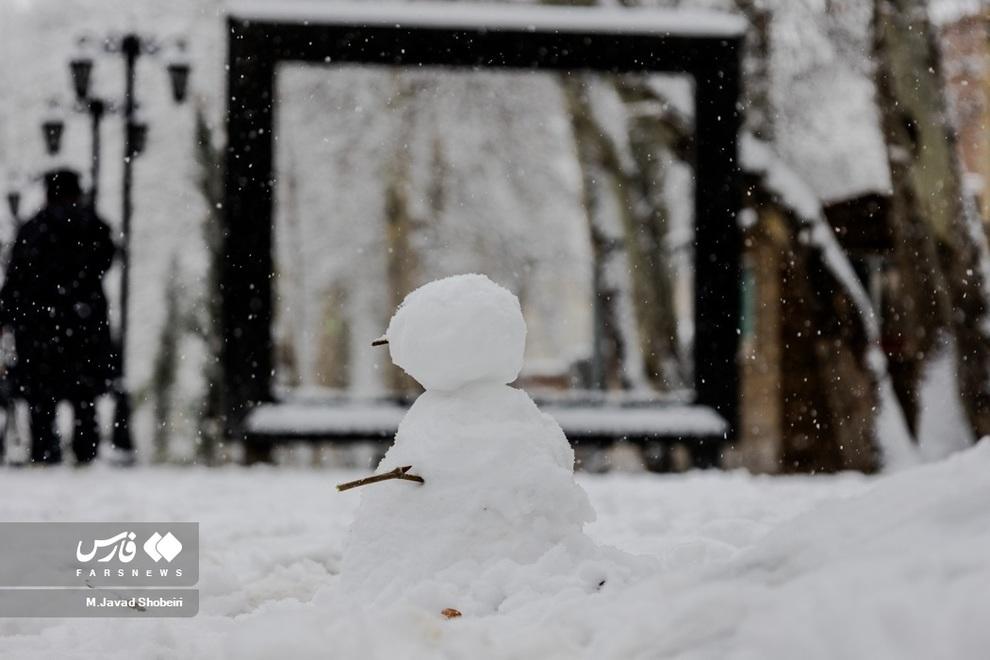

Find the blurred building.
[{"left": 936, "top": 4, "right": 990, "bottom": 223}]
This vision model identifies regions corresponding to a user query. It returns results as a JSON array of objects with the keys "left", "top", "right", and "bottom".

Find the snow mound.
[
  {"left": 220, "top": 442, "right": 990, "bottom": 656},
  {"left": 2, "top": 444, "right": 990, "bottom": 657},
  {"left": 385, "top": 274, "right": 526, "bottom": 391}
]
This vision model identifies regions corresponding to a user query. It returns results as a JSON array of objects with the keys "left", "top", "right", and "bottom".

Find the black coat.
[{"left": 0, "top": 204, "right": 117, "bottom": 400}]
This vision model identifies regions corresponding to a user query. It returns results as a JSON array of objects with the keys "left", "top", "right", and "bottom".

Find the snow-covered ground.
[{"left": 1, "top": 442, "right": 988, "bottom": 659}]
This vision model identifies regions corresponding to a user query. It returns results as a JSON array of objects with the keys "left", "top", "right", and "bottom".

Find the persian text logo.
[
  {"left": 76, "top": 532, "right": 139, "bottom": 563},
  {"left": 144, "top": 532, "right": 183, "bottom": 563},
  {"left": 75, "top": 531, "right": 183, "bottom": 564}
]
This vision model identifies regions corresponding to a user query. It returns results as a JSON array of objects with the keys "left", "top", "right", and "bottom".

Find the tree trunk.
[
  {"left": 383, "top": 75, "right": 426, "bottom": 398},
  {"left": 192, "top": 109, "right": 226, "bottom": 464},
  {"left": 617, "top": 79, "right": 690, "bottom": 391},
  {"left": 873, "top": 0, "right": 990, "bottom": 438},
  {"left": 563, "top": 76, "right": 686, "bottom": 392}
]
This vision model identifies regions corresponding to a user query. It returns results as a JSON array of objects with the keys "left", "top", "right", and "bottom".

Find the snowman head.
[{"left": 382, "top": 274, "right": 526, "bottom": 392}]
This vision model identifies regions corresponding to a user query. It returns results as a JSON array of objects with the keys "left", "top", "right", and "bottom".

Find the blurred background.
[{"left": 0, "top": 0, "right": 987, "bottom": 473}]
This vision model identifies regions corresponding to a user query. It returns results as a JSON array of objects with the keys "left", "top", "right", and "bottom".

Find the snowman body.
[{"left": 339, "top": 274, "right": 595, "bottom": 601}]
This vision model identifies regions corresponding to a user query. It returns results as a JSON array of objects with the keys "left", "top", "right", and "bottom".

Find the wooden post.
[{"left": 694, "top": 47, "right": 742, "bottom": 447}]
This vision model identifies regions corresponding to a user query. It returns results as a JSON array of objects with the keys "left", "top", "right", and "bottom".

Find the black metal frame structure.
[{"left": 223, "top": 2, "right": 744, "bottom": 457}]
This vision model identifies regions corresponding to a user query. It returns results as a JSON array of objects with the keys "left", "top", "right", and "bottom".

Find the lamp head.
[
  {"left": 41, "top": 119, "right": 65, "bottom": 156},
  {"left": 167, "top": 61, "right": 191, "bottom": 104},
  {"left": 69, "top": 57, "right": 93, "bottom": 101}
]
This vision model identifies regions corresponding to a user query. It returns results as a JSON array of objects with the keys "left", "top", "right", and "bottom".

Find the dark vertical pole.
[
  {"left": 89, "top": 99, "right": 105, "bottom": 209},
  {"left": 222, "top": 20, "right": 276, "bottom": 460},
  {"left": 112, "top": 34, "right": 140, "bottom": 453},
  {"left": 693, "top": 43, "right": 742, "bottom": 455}
]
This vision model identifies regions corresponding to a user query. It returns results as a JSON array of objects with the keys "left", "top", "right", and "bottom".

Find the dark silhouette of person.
[{"left": 0, "top": 169, "right": 116, "bottom": 464}]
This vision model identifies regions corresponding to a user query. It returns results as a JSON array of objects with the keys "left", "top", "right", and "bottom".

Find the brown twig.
[{"left": 336, "top": 465, "right": 424, "bottom": 492}]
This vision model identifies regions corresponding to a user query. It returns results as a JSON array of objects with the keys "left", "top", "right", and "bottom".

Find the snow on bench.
[
  {"left": 228, "top": 1, "right": 747, "bottom": 39},
  {"left": 245, "top": 400, "right": 728, "bottom": 444}
]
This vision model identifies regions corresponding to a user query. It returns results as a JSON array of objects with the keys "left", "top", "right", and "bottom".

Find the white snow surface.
[
  {"left": 385, "top": 274, "right": 525, "bottom": 392},
  {"left": 2, "top": 442, "right": 990, "bottom": 658},
  {"left": 229, "top": 0, "right": 747, "bottom": 37}
]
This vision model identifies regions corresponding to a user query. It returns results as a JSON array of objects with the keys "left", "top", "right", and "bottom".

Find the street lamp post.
[
  {"left": 45, "top": 33, "right": 191, "bottom": 458},
  {"left": 86, "top": 99, "right": 106, "bottom": 206},
  {"left": 114, "top": 34, "right": 141, "bottom": 454}
]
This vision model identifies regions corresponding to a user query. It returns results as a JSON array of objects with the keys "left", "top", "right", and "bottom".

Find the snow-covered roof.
[
  {"left": 765, "top": 0, "right": 892, "bottom": 203},
  {"left": 740, "top": 134, "right": 823, "bottom": 223},
  {"left": 227, "top": 1, "right": 747, "bottom": 38}
]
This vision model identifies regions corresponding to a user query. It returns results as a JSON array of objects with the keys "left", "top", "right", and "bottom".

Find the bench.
[{"left": 243, "top": 398, "right": 728, "bottom": 468}]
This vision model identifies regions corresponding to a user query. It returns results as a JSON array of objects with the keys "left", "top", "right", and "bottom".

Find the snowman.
[{"left": 338, "top": 274, "right": 599, "bottom": 610}]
